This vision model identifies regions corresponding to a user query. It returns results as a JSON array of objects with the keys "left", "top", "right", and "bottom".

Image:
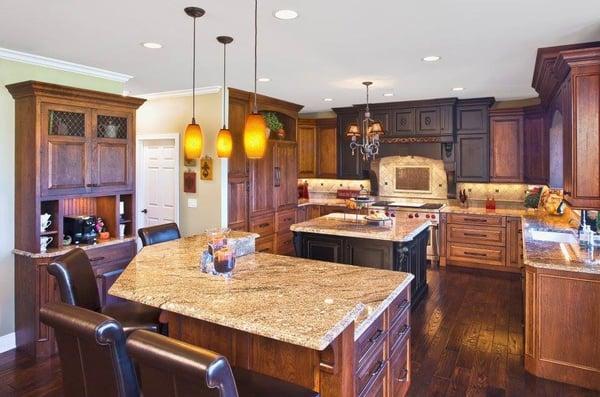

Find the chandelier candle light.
[
  {"left": 346, "top": 81, "right": 385, "bottom": 160},
  {"left": 183, "top": 7, "right": 206, "bottom": 160},
  {"left": 216, "top": 36, "right": 234, "bottom": 158},
  {"left": 243, "top": 0, "right": 268, "bottom": 159}
]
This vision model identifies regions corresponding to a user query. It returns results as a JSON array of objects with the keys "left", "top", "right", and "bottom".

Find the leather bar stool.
[
  {"left": 138, "top": 222, "right": 181, "bottom": 247},
  {"left": 126, "top": 330, "right": 320, "bottom": 397},
  {"left": 48, "top": 248, "right": 161, "bottom": 335},
  {"left": 40, "top": 303, "right": 139, "bottom": 397}
]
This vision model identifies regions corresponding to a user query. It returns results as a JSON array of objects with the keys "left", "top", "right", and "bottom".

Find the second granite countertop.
[{"left": 290, "top": 213, "right": 431, "bottom": 242}]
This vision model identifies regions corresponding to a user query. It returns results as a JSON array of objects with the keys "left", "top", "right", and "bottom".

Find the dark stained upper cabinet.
[
  {"left": 456, "top": 134, "right": 490, "bottom": 182},
  {"left": 334, "top": 108, "right": 363, "bottom": 179},
  {"left": 456, "top": 98, "right": 494, "bottom": 135},
  {"left": 416, "top": 107, "right": 440, "bottom": 135},
  {"left": 523, "top": 106, "right": 548, "bottom": 184},
  {"left": 393, "top": 108, "right": 415, "bottom": 136}
]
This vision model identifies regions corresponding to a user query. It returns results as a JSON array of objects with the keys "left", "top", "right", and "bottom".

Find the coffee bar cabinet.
[
  {"left": 7, "top": 81, "right": 145, "bottom": 358},
  {"left": 227, "top": 88, "right": 303, "bottom": 254}
]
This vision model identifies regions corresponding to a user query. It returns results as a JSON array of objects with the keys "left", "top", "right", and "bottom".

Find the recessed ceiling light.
[
  {"left": 323, "top": 98, "right": 334, "bottom": 102},
  {"left": 274, "top": 9, "right": 299, "bottom": 20},
  {"left": 257, "top": 77, "right": 271, "bottom": 82},
  {"left": 452, "top": 87, "right": 465, "bottom": 91},
  {"left": 383, "top": 93, "right": 394, "bottom": 97},
  {"left": 141, "top": 42, "right": 162, "bottom": 49},
  {"left": 422, "top": 55, "right": 441, "bottom": 62}
]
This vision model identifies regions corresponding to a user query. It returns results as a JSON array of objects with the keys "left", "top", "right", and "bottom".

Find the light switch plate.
[{"left": 187, "top": 198, "right": 198, "bottom": 208}]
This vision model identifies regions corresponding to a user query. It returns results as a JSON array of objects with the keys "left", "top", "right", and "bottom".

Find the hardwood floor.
[
  {"left": 408, "top": 266, "right": 599, "bottom": 397},
  {"left": 0, "top": 266, "right": 598, "bottom": 396}
]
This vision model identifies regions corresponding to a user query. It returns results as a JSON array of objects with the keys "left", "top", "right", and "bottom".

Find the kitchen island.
[
  {"left": 291, "top": 213, "right": 431, "bottom": 307},
  {"left": 109, "top": 232, "right": 414, "bottom": 397},
  {"left": 522, "top": 212, "right": 600, "bottom": 391}
]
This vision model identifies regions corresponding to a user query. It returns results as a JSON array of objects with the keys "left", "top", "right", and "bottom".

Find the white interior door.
[{"left": 140, "top": 138, "right": 178, "bottom": 228}]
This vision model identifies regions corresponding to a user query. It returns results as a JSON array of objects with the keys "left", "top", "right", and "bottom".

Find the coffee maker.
[{"left": 64, "top": 215, "right": 98, "bottom": 244}]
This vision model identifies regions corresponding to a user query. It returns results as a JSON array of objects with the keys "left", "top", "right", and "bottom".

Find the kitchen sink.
[{"left": 530, "top": 230, "right": 578, "bottom": 244}]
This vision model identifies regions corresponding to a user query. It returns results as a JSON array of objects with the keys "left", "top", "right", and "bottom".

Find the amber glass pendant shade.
[
  {"left": 216, "top": 128, "right": 233, "bottom": 158},
  {"left": 184, "top": 122, "right": 203, "bottom": 159},
  {"left": 244, "top": 113, "right": 267, "bottom": 159}
]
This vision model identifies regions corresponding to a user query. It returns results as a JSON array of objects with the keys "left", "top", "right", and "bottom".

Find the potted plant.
[{"left": 263, "top": 112, "right": 285, "bottom": 139}]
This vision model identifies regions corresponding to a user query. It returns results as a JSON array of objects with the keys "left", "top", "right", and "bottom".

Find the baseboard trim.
[{"left": 0, "top": 332, "right": 16, "bottom": 353}]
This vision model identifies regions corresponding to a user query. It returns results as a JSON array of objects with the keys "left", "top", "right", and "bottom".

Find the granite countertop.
[
  {"left": 109, "top": 238, "right": 413, "bottom": 351},
  {"left": 442, "top": 206, "right": 528, "bottom": 217},
  {"left": 13, "top": 236, "right": 138, "bottom": 258},
  {"left": 290, "top": 213, "right": 431, "bottom": 243},
  {"left": 522, "top": 213, "right": 600, "bottom": 275},
  {"left": 298, "top": 198, "right": 348, "bottom": 207}
]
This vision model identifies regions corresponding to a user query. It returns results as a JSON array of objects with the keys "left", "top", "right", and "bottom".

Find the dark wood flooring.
[{"left": 0, "top": 267, "right": 598, "bottom": 396}]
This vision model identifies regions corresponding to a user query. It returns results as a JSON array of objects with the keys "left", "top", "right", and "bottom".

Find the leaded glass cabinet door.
[
  {"left": 40, "top": 103, "right": 92, "bottom": 196},
  {"left": 91, "top": 109, "right": 134, "bottom": 192}
]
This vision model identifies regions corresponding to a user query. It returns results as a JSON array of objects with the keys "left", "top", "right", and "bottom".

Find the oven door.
[{"left": 427, "top": 223, "right": 439, "bottom": 264}]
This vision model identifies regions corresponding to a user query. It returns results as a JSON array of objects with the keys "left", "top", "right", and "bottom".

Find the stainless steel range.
[{"left": 372, "top": 201, "right": 445, "bottom": 265}]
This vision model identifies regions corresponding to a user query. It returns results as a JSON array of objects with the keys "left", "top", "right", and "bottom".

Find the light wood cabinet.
[
  {"left": 506, "top": 217, "right": 523, "bottom": 268},
  {"left": 297, "top": 119, "right": 317, "bottom": 177},
  {"left": 490, "top": 108, "right": 524, "bottom": 182},
  {"left": 298, "top": 118, "right": 337, "bottom": 178}
]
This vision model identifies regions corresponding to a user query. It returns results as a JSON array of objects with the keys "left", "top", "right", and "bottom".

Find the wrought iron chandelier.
[{"left": 346, "top": 81, "right": 385, "bottom": 160}]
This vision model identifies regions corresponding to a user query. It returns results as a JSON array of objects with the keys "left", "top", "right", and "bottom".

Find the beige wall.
[
  {"left": 136, "top": 91, "right": 227, "bottom": 236},
  {"left": 0, "top": 58, "right": 123, "bottom": 341}
]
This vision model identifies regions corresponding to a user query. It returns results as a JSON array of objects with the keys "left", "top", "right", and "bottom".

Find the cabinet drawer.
[
  {"left": 250, "top": 214, "right": 275, "bottom": 237},
  {"left": 255, "top": 235, "right": 275, "bottom": 254},
  {"left": 276, "top": 209, "right": 296, "bottom": 233},
  {"left": 359, "top": 361, "right": 387, "bottom": 397},
  {"left": 88, "top": 242, "right": 135, "bottom": 269},
  {"left": 390, "top": 339, "right": 410, "bottom": 397},
  {"left": 447, "top": 242, "right": 506, "bottom": 267},
  {"left": 447, "top": 224, "right": 506, "bottom": 246},
  {"left": 356, "top": 335, "right": 386, "bottom": 396},
  {"left": 389, "top": 309, "right": 410, "bottom": 353},
  {"left": 448, "top": 213, "right": 505, "bottom": 227},
  {"left": 275, "top": 231, "right": 294, "bottom": 256},
  {"left": 356, "top": 312, "right": 386, "bottom": 369},
  {"left": 388, "top": 288, "right": 410, "bottom": 327}
]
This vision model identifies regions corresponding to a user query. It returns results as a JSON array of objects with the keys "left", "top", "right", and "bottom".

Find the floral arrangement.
[{"left": 263, "top": 112, "right": 284, "bottom": 131}]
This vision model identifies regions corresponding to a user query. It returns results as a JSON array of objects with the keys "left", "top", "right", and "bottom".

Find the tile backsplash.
[
  {"left": 299, "top": 178, "right": 371, "bottom": 194},
  {"left": 457, "top": 183, "right": 529, "bottom": 203}
]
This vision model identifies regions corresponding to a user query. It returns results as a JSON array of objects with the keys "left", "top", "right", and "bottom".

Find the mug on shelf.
[
  {"left": 40, "top": 236, "right": 53, "bottom": 252},
  {"left": 41, "top": 213, "right": 52, "bottom": 232}
]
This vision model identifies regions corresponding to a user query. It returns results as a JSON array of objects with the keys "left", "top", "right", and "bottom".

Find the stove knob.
[
  {"left": 415, "top": 213, "right": 419, "bottom": 218},
  {"left": 408, "top": 214, "right": 414, "bottom": 219},
  {"left": 431, "top": 214, "right": 436, "bottom": 219},
  {"left": 425, "top": 214, "right": 430, "bottom": 219}
]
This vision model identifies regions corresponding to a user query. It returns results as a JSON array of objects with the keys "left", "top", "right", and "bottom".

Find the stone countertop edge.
[
  {"left": 13, "top": 236, "right": 138, "bottom": 258},
  {"left": 290, "top": 218, "right": 431, "bottom": 243},
  {"left": 520, "top": 214, "right": 600, "bottom": 275},
  {"left": 110, "top": 272, "right": 415, "bottom": 351},
  {"left": 441, "top": 206, "right": 528, "bottom": 217}
]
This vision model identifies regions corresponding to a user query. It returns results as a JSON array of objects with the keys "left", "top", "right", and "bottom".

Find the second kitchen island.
[{"left": 292, "top": 213, "right": 431, "bottom": 307}]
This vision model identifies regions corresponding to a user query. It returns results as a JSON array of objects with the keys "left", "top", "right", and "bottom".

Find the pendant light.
[
  {"left": 183, "top": 7, "right": 205, "bottom": 160},
  {"left": 243, "top": 0, "right": 267, "bottom": 159},
  {"left": 216, "top": 36, "right": 234, "bottom": 158}
]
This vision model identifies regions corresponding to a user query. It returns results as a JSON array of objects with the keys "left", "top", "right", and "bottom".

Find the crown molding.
[
  {"left": 139, "top": 86, "right": 222, "bottom": 100},
  {"left": 0, "top": 47, "right": 133, "bottom": 83}
]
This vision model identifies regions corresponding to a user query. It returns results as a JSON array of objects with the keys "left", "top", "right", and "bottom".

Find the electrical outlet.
[{"left": 187, "top": 198, "right": 198, "bottom": 208}]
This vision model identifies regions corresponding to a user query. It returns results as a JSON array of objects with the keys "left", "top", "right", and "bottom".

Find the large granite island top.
[
  {"left": 290, "top": 213, "right": 431, "bottom": 242},
  {"left": 522, "top": 212, "right": 600, "bottom": 274},
  {"left": 109, "top": 232, "right": 413, "bottom": 351}
]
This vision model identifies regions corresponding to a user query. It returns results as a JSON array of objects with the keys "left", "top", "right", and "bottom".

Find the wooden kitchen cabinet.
[
  {"left": 506, "top": 217, "right": 523, "bottom": 268},
  {"left": 523, "top": 106, "right": 548, "bottom": 184},
  {"left": 274, "top": 141, "right": 298, "bottom": 210},
  {"left": 297, "top": 119, "right": 317, "bottom": 177},
  {"left": 298, "top": 118, "right": 338, "bottom": 178},
  {"left": 334, "top": 108, "right": 363, "bottom": 179},
  {"left": 455, "top": 134, "right": 490, "bottom": 182},
  {"left": 416, "top": 107, "right": 440, "bottom": 135},
  {"left": 456, "top": 98, "right": 494, "bottom": 135},
  {"left": 490, "top": 108, "right": 524, "bottom": 182},
  {"left": 249, "top": 140, "right": 275, "bottom": 218}
]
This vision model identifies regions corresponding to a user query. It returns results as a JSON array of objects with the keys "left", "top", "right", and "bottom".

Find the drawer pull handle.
[
  {"left": 258, "top": 223, "right": 270, "bottom": 228},
  {"left": 396, "top": 324, "right": 410, "bottom": 338},
  {"left": 463, "top": 233, "right": 487, "bottom": 238},
  {"left": 369, "top": 360, "right": 384, "bottom": 378},
  {"left": 258, "top": 248, "right": 271, "bottom": 253},
  {"left": 90, "top": 256, "right": 106, "bottom": 262},
  {"left": 464, "top": 251, "right": 487, "bottom": 257},
  {"left": 368, "top": 329, "right": 383, "bottom": 343},
  {"left": 397, "top": 299, "right": 409, "bottom": 312},
  {"left": 396, "top": 368, "right": 408, "bottom": 382},
  {"left": 463, "top": 218, "right": 487, "bottom": 223}
]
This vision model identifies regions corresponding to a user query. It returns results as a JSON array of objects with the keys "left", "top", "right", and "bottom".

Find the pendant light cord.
[
  {"left": 192, "top": 15, "right": 197, "bottom": 123},
  {"left": 253, "top": 0, "right": 258, "bottom": 113},
  {"left": 222, "top": 41, "right": 227, "bottom": 128}
]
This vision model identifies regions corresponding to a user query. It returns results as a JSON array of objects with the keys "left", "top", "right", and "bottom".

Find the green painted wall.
[{"left": 0, "top": 58, "right": 123, "bottom": 340}]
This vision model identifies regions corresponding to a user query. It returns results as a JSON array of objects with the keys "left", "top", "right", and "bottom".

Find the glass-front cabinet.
[{"left": 40, "top": 104, "right": 134, "bottom": 197}]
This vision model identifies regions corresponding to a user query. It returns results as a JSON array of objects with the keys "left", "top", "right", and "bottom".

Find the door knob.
[{"left": 141, "top": 209, "right": 148, "bottom": 214}]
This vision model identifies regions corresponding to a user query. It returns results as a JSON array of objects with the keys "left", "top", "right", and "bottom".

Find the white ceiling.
[{"left": 1, "top": 0, "right": 599, "bottom": 112}]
